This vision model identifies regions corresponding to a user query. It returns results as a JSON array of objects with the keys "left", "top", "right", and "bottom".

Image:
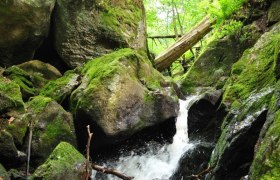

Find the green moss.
[
  {"left": 0, "top": 77, "right": 24, "bottom": 112},
  {"left": 4, "top": 66, "right": 37, "bottom": 97},
  {"left": 98, "top": 1, "right": 142, "bottom": 45},
  {"left": 250, "top": 110, "right": 280, "bottom": 179},
  {"left": 223, "top": 27, "right": 280, "bottom": 105},
  {"left": 32, "top": 142, "right": 85, "bottom": 180},
  {"left": 40, "top": 70, "right": 80, "bottom": 103},
  {"left": 26, "top": 96, "right": 53, "bottom": 114}
]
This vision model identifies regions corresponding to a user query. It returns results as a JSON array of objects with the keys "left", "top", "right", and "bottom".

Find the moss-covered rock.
[
  {"left": 181, "top": 23, "right": 262, "bottom": 94},
  {"left": 223, "top": 22, "right": 280, "bottom": 107},
  {"left": 0, "top": 0, "right": 56, "bottom": 67},
  {"left": 70, "top": 48, "right": 178, "bottom": 149},
  {"left": 268, "top": 0, "right": 280, "bottom": 25},
  {"left": 17, "top": 60, "right": 62, "bottom": 81},
  {"left": 249, "top": 81, "right": 280, "bottom": 179},
  {"left": 207, "top": 22, "right": 280, "bottom": 179},
  {"left": 40, "top": 70, "right": 81, "bottom": 104},
  {"left": 0, "top": 95, "right": 76, "bottom": 169},
  {"left": 4, "top": 61, "right": 62, "bottom": 101},
  {"left": 0, "top": 76, "right": 24, "bottom": 112},
  {"left": 32, "top": 142, "right": 85, "bottom": 180},
  {"left": 25, "top": 96, "right": 76, "bottom": 166},
  {"left": 54, "top": 0, "right": 146, "bottom": 68}
]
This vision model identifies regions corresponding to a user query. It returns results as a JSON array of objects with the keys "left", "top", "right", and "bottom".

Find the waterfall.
[{"left": 95, "top": 96, "right": 198, "bottom": 180}]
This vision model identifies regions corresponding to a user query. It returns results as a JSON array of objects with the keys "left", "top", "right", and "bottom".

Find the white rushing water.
[{"left": 95, "top": 96, "right": 198, "bottom": 180}]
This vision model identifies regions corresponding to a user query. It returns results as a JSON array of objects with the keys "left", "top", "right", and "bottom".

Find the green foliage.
[{"left": 145, "top": 0, "right": 247, "bottom": 56}]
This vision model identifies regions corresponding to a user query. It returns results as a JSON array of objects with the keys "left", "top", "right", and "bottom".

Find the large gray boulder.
[
  {"left": 70, "top": 48, "right": 178, "bottom": 149},
  {"left": 54, "top": 0, "right": 147, "bottom": 68},
  {"left": 0, "top": 0, "right": 55, "bottom": 66}
]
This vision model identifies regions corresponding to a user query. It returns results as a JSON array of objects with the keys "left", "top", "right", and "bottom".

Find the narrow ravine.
[{"left": 94, "top": 96, "right": 198, "bottom": 180}]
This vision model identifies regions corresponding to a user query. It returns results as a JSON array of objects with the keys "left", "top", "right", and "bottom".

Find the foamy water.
[{"left": 94, "top": 96, "right": 198, "bottom": 180}]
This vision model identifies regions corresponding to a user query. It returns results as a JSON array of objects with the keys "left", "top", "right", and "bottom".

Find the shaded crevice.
[{"left": 33, "top": 3, "right": 70, "bottom": 74}]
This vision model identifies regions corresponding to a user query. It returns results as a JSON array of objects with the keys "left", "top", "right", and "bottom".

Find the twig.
[
  {"left": 91, "top": 164, "right": 134, "bottom": 180},
  {"left": 85, "top": 125, "right": 93, "bottom": 180},
  {"left": 188, "top": 165, "right": 212, "bottom": 180},
  {"left": 26, "top": 121, "right": 33, "bottom": 177}
]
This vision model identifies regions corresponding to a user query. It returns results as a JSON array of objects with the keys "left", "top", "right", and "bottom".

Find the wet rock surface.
[{"left": 188, "top": 89, "right": 225, "bottom": 142}]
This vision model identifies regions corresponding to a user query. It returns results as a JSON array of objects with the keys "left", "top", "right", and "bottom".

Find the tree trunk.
[{"left": 155, "top": 16, "right": 216, "bottom": 71}]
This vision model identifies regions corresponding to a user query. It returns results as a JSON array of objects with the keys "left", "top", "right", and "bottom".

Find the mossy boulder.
[
  {"left": 181, "top": 23, "right": 262, "bottom": 94},
  {"left": 32, "top": 142, "right": 85, "bottom": 180},
  {"left": 0, "top": 95, "right": 76, "bottom": 169},
  {"left": 3, "top": 61, "right": 62, "bottom": 101},
  {"left": 54, "top": 0, "right": 146, "bottom": 68},
  {"left": 40, "top": 70, "right": 81, "bottom": 104},
  {"left": 268, "top": 0, "right": 280, "bottom": 25},
  {"left": 0, "top": 0, "right": 56, "bottom": 67},
  {"left": 249, "top": 81, "right": 280, "bottom": 179},
  {"left": 25, "top": 96, "right": 76, "bottom": 166},
  {"left": 0, "top": 76, "right": 24, "bottom": 113},
  {"left": 70, "top": 48, "right": 178, "bottom": 149},
  {"left": 17, "top": 60, "right": 62, "bottom": 81}
]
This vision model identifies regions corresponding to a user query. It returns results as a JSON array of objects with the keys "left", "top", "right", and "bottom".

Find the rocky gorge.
[{"left": 0, "top": 0, "right": 280, "bottom": 179}]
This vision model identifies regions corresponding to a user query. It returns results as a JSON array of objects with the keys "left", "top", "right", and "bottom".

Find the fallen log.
[{"left": 155, "top": 16, "right": 216, "bottom": 71}]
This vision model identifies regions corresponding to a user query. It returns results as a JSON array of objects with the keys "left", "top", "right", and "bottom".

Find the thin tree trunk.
[{"left": 155, "top": 16, "right": 216, "bottom": 71}]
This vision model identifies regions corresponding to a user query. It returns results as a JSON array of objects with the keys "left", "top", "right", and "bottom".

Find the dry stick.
[
  {"left": 26, "top": 122, "right": 33, "bottom": 177},
  {"left": 91, "top": 164, "right": 134, "bottom": 180},
  {"left": 188, "top": 165, "right": 212, "bottom": 180},
  {"left": 85, "top": 125, "right": 93, "bottom": 180}
]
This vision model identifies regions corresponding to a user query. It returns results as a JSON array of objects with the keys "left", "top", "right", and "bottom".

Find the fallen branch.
[
  {"left": 148, "top": 34, "right": 183, "bottom": 39},
  {"left": 92, "top": 164, "right": 134, "bottom": 180},
  {"left": 85, "top": 125, "right": 93, "bottom": 180},
  {"left": 188, "top": 165, "right": 212, "bottom": 180},
  {"left": 26, "top": 121, "right": 33, "bottom": 177}
]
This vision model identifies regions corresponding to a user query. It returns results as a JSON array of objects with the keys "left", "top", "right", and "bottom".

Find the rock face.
[
  {"left": 181, "top": 23, "right": 262, "bottom": 93},
  {"left": 32, "top": 142, "right": 85, "bottom": 180},
  {"left": 54, "top": 0, "right": 147, "bottom": 68},
  {"left": 249, "top": 81, "right": 280, "bottom": 179},
  {"left": 208, "top": 22, "right": 280, "bottom": 179},
  {"left": 70, "top": 48, "right": 178, "bottom": 149},
  {"left": 0, "top": 0, "right": 56, "bottom": 67}
]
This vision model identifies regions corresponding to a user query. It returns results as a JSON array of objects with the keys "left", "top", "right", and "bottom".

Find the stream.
[{"left": 93, "top": 95, "right": 198, "bottom": 180}]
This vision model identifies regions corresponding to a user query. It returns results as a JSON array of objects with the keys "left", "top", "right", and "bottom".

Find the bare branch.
[
  {"left": 148, "top": 34, "right": 183, "bottom": 39},
  {"left": 85, "top": 125, "right": 93, "bottom": 180},
  {"left": 92, "top": 164, "right": 134, "bottom": 180}
]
